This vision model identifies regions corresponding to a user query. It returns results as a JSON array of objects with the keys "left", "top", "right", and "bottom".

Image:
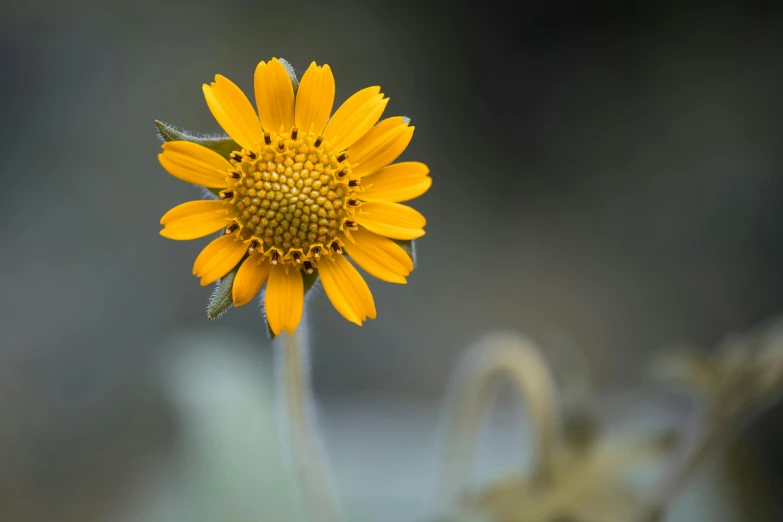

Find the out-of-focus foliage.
[
  {"left": 436, "top": 319, "right": 783, "bottom": 522},
  {"left": 122, "top": 332, "right": 303, "bottom": 522}
]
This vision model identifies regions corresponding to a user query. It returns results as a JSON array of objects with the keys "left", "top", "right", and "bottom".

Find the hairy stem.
[{"left": 274, "top": 322, "right": 343, "bottom": 522}]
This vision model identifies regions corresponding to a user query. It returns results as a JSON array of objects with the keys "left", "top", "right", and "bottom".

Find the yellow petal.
[
  {"left": 232, "top": 254, "right": 272, "bottom": 307},
  {"left": 318, "top": 255, "right": 376, "bottom": 325},
  {"left": 203, "top": 75, "right": 263, "bottom": 150},
  {"left": 158, "top": 141, "right": 232, "bottom": 188},
  {"left": 341, "top": 229, "right": 413, "bottom": 284},
  {"left": 360, "top": 162, "right": 432, "bottom": 202},
  {"left": 295, "top": 62, "right": 335, "bottom": 135},
  {"left": 348, "top": 118, "right": 414, "bottom": 178},
  {"left": 323, "top": 86, "right": 388, "bottom": 152},
  {"left": 353, "top": 201, "right": 426, "bottom": 240},
  {"left": 265, "top": 265, "right": 304, "bottom": 335},
  {"left": 192, "top": 235, "right": 247, "bottom": 286},
  {"left": 254, "top": 58, "right": 295, "bottom": 134},
  {"left": 160, "top": 200, "right": 237, "bottom": 240}
]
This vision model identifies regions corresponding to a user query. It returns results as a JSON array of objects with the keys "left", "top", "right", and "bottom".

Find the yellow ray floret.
[
  {"left": 160, "top": 200, "right": 237, "bottom": 240},
  {"left": 348, "top": 117, "right": 415, "bottom": 178},
  {"left": 158, "top": 141, "right": 232, "bottom": 188},
  {"left": 265, "top": 265, "right": 304, "bottom": 335},
  {"left": 296, "top": 62, "right": 335, "bottom": 135},
  {"left": 233, "top": 255, "right": 272, "bottom": 307},
  {"left": 203, "top": 75, "right": 263, "bottom": 150},
  {"left": 254, "top": 58, "right": 295, "bottom": 134},
  {"left": 318, "top": 255, "right": 377, "bottom": 326},
  {"left": 360, "top": 162, "right": 432, "bottom": 202},
  {"left": 341, "top": 229, "right": 413, "bottom": 284},
  {"left": 353, "top": 201, "right": 427, "bottom": 240}
]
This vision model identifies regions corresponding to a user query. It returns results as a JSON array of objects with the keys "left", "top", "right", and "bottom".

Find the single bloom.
[{"left": 158, "top": 58, "right": 431, "bottom": 335}]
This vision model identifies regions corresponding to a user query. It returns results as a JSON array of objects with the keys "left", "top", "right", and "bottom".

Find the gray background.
[{"left": 1, "top": 1, "right": 783, "bottom": 520}]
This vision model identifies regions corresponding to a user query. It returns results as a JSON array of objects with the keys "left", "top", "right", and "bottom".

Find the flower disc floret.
[{"left": 221, "top": 130, "right": 358, "bottom": 266}]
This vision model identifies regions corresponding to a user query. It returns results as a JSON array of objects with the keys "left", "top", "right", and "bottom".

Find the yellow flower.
[{"left": 158, "top": 58, "right": 431, "bottom": 335}]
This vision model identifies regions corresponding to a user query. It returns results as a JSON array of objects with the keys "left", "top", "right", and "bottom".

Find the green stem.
[{"left": 274, "top": 322, "right": 343, "bottom": 522}]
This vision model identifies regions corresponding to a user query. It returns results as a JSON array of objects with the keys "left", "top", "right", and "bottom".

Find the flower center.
[{"left": 221, "top": 130, "right": 359, "bottom": 267}]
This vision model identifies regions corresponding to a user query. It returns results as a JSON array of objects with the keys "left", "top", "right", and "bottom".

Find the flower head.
[{"left": 158, "top": 58, "right": 431, "bottom": 335}]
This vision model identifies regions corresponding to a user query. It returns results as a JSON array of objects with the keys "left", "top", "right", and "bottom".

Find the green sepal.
[
  {"left": 207, "top": 267, "right": 238, "bottom": 320},
  {"left": 264, "top": 270, "right": 320, "bottom": 340},
  {"left": 264, "top": 310, "right": 275, "bottom": 341},
  {"left": 278, "top": 58, "right": 300, "bottom": 95},
  {"left": 393, "top": 239, "right": 417, "bottom": 269},
  {"left": 155, "top": 120, "right": 240, "bottom": 158}
]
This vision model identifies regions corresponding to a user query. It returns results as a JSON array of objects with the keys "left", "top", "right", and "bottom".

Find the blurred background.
[{"left": 2, "top": 1, "right": 783, "bottom": 520}]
